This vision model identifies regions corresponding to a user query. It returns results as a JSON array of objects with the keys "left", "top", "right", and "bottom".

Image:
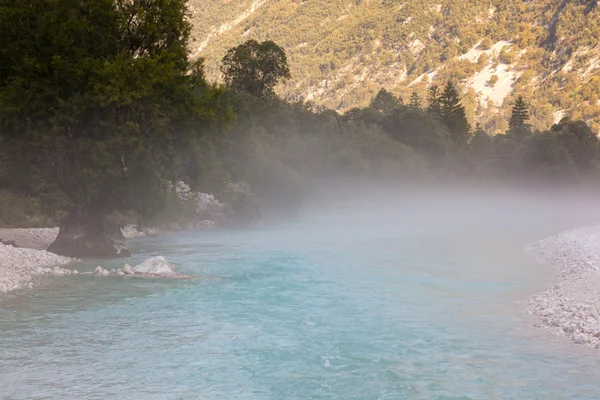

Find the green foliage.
[
  {"left": 487, "top": 75, "right": 499, "bottom": 87},
  {"left": 221, "top": 40, "right": 291, "bottom": 98},
  {"left": 509, "top": 96, "right": 531, "bottom": 131},
  {"left": 479, "top": 37, "right": 493, "bottom": 50},
  {"left": 192, "top": 0, "right": 600, "bottom": 134},
  {"left": 409, "top": 92, "right": 422, "bottom": 109},
  {"left": 0, "top": 0, "right": 224, "bottom": 223},
  {"left": 0, "top": 190, "right": 57, "bottom": 228},
  {"left": 427, "top": 85, "right": 442, "bottom": 115},
  {"left": 552, "top": 118, "right": 600, "bottom": 175},
  {"left": 439, "top": 82, "right": 471, "bottom": 144},
  {"left": 1, "top": 4, "right": 599, "bottom": 233},
  {"left": 370, "top": 89, "right": 402, "bottom": 113},
  {"left": 219, "top": 182, "right": 261, "bottom": 225},
  {"left": 470, "top": 123, "right": 493, "bottom": 158}
]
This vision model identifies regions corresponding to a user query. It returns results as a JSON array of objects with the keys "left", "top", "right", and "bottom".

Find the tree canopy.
[
  {"left": 0, "top": 0, "right": 224, "bottom": 255},
  {"left": 221, "top": 40, "right": 291, "bottom": 98},
  {"left": 509, "top": 96, "right": 531, "bottom": 131}
]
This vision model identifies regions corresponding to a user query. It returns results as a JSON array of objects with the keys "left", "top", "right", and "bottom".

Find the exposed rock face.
[
  {"left": 169, "top": 181, "right": 232, "bottom": 222},
  {"left": 47, "top": 213, "right": 130, "bottom": 258}
]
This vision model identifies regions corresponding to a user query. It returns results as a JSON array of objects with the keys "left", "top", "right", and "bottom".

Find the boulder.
[
  {"left": 133, "top": 256, "right": 175, "bottom": 275},
  {"left": 133, "top": 256, "right": 188, "bottom": 278},
  {"left": 47, "top": 213, "right": 131, "bottom": 258},
  {"left": 122, "top": 264, "right": 134, "bottom": 275}
]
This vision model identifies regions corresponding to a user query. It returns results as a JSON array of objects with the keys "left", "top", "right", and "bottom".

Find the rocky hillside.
[{"left": 189, "top": 0, "right": 600, "bottom": 134}]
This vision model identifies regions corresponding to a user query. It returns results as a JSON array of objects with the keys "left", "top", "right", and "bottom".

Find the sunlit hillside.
[{"left": 189, "top": 0, "right": 600, "bottom": 133}]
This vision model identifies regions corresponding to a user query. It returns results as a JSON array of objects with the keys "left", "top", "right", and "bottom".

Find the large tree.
[
  {"left": 409, "top": 92, "right": 422, "bottom": 110},
  {"left": 0, "top": 0, "right": 221, "bottom": 257},
  {"left": 439, "top": 82, "right": 471, "bottom": 144},
  {"left": 508, "top": 95, "right": 531, "bottom": 139},
  {"left": 221, "top": 40, "right": 291, "bottom": 98},
  {"left": 426, "top": 85, "right": 441, "bottom": 115}
]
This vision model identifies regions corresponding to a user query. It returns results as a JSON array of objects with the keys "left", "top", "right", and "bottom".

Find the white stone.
[
  {"left": 133, "top": 256, "right": 175, "bottom": 275},
  {"left": 122, "top": 264, "right": 134, "bottom": 275}
]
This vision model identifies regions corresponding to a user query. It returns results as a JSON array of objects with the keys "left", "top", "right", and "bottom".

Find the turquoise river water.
[{"left": 2, "top": 189, "right": 600, "bottom": 399}]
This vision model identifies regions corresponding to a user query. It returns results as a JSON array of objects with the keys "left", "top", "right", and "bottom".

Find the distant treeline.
[{"left": 0, "top": 1, "right": 598, "bottom": 231}]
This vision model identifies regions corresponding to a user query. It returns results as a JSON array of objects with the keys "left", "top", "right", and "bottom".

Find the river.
[{"left": 2, "top": 188, "right": 600, "bottom": 399}]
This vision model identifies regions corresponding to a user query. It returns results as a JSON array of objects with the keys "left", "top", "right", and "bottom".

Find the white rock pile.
[
  {"left": 0, "top": 243, "right": 77, "bottom": 293},
  {"left": 170, "top": 181, "right": 230, "bottom": 221},
  {"left": 527, "top": 226, "right": 600, "bottom": 348},
  {"left": 90, "top": 257, "right": 188, "bottom": 279},
  {"left": 119, "top": 181, "right": 228, "bottom": 238},
  {"left": 0, "top": 228, "right": 189, "bottom": 294}
]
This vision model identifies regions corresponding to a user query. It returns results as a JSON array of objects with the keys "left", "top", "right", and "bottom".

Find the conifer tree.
[
  {"left": 509, "top": 96, "right": 531, "bottom": 131},
  {"left": 427, "top": 85, "right": 441, "bottom": 115},
  {"left": 439, "top": 82, "right": 471, "bottom": 144},
  {"left": 409, "top": 92, "right": 422, "bottom": 109}
]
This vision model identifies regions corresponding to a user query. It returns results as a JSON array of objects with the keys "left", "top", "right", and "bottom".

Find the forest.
[{"left": 0, "top": 0, "right": 599, "bottom": 256}]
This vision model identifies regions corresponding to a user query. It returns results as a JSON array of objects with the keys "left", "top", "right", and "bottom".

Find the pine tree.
[
  {"left": 509, "top": 96, "right": 531, "bottom": 131},
  {"left": 427, "top": 85, "right": 441, "bottom": 115},
  {"left": 439, "top": 82, "right": 471, "bottom": 144},
  {"left": 409, "top": 92, "right": 422, "bottom": 109}
]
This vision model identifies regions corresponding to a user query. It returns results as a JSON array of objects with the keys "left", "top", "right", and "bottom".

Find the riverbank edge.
[
  {"left": 0, "top": 225, "right": 199, "bottom": 294},
  {"left": 526, "top": 226, "right": 600, "bottom": 349}
]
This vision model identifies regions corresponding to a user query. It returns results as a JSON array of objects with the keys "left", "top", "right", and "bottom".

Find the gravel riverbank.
[
  {"left": 0, "top": 227, "right": 188, "bottom": 294},
  {"left": 0, "top": 243, "right": 77, "bottom": 293},
  {"left": 0, "top": 227, "right": 58, "bottom": 250},
  {"left": 527, "top": 226, "right": 600, "bottom": 348}
]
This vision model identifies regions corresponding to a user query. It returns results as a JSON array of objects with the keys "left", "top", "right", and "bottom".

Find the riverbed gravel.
[{"left": 527, "top": 226, "right": 600, "bottom": 348}]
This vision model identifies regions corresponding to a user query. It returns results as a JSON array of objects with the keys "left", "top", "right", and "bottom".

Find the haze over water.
[{"left": 2, "top": 187, "right": 600, "bottom": 400}]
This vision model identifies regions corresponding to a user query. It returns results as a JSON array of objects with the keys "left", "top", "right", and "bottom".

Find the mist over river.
[{"left": 2, "top": 187, "right": 600, "bottom": 400}]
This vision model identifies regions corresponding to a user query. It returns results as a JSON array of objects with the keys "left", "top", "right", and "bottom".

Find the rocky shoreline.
[
  {"left": 0, "top": 243, "right": 77, "bottom": 293},
  {"left": 0, "top": 227, "right": 190, "bottom": 294},
  {"left": 0, "top": 181, "right": 230, "bottom": 293},
  {"left": 527, "top": 226, "right": 600, "bottom": 349}
]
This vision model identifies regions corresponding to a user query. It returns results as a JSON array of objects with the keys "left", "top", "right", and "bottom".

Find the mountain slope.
[{"left": 189, "top": 0, "right": 600, "bottom": 133}]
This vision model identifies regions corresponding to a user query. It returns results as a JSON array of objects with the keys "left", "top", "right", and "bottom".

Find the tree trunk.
[{"left": 47, "top": 211, "right": 131, "bottom": 258}]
